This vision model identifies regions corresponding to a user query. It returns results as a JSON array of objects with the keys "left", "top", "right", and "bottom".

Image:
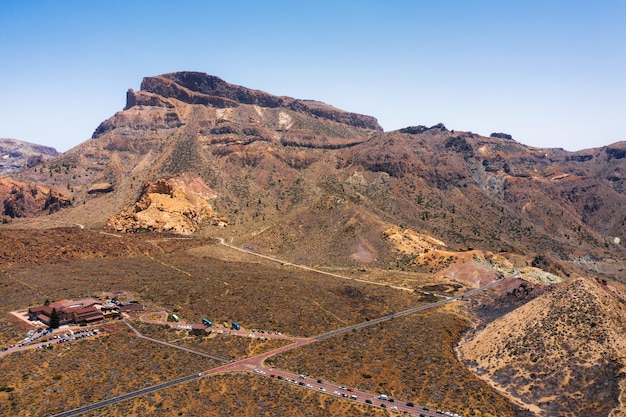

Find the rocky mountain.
[
  {"left": 6, "top": 72, "right": 626, "bottom": 273},
  {"left": 0, "top": 138, "right": 58, "bottom": 175},
  {"left": 3, "top": 71, "right": 626, "bottom": 416}
]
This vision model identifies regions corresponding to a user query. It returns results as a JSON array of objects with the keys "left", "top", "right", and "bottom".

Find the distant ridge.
[{"left": 0, "top": 138, "right": 58, "bottom": 175}]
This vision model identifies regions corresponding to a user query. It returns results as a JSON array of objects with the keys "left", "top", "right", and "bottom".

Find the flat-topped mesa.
[{"left": 130, "top": 71, "right": 383, "bottom": 131}]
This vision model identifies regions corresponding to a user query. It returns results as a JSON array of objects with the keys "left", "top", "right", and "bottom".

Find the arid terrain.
[{"left": 1, "top": 72, "right": 625, "bottom": 416}]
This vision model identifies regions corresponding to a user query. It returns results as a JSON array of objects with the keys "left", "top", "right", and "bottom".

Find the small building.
[
  {"left": 189, "top": 324, "right": 211, "bottom": 336},
  {"left": 118, "top": 303, "right": 145, "bottom": 312},
  {"left": 101, "top": 304, "right": 122, "bottom": 320}
]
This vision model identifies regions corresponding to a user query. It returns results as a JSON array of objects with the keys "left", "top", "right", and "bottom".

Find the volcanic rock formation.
[
  {"left": 107, "top": 176, "right": 216, "bottom": 235},
  {"left": 0, "top": 177, "right": 70, "bottom": 218}
]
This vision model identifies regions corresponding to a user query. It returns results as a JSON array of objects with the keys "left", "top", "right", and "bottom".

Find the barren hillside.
[{"left": 458, "top": 277, "right": 626, "bottom": 417}]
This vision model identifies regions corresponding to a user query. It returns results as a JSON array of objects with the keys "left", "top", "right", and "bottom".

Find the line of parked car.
[
  {"left": 1, "top": 328, "right": 101, "bottom": 353},
  {"left": 50, "top": 329, "right": 100, "bottom": 345},
  {"left": 265, "top": 370, "right": 465, "bottom": 417}
]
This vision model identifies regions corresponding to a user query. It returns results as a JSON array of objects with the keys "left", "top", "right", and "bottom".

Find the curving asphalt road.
[{"left": 315, "top": 279, "right": 500, "bottom": 341}]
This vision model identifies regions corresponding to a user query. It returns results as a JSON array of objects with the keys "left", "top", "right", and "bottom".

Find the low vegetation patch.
[{"left": 268, "top": 305, "right": 519, "bottom": 417}]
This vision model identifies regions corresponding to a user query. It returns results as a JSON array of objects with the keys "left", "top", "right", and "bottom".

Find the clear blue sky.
[{"left": 1, "top": 0, "right": 624, "bottom": 152}]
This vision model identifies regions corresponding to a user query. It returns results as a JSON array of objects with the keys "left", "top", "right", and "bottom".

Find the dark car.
[
  {"left": 380, "top": 403, "right": 387, "bottom": 408},
  {"left": 277, "top": 375, "right": 284, "bottom": 380},
  {"left": 365, "top": 399, "right": 372, "bottom": 404},
  {"left": 388, "top": 398, "right": 395, "bottom": 402},
  {"left": 298, "top": 382, "right": 305, "bottom": 386},
  {"left": 317, "top": 379, "right": 323, "bottom": 384},
  {"left": 406, "top": 402, "right": 414, "bottom": 407},
  {"left": 423, "top": 406, "right": 430, "bottom": 411}
]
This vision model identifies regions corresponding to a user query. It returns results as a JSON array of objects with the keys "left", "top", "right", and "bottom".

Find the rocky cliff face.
[
  {"left": 0, "top": 138, "right": 59, "bottom": 175},
  {"left": 93, "top": 72, "right": 382, "bottom": 139}
]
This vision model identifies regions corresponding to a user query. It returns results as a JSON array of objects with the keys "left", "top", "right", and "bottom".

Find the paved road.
[
  {"left": 316, "top": 279, "right": 500, "bottom": 341},
  {"left": 124, "top": 320, "right": 230, "bottom": 363},
  {"left": 247, "top": 366, "right": 452, "bottom": 417},
  {"left": 0, "top": 326, "right": 102, "bottom": 358},
  {"left": 49, "top": 373, "right": 201, "bottom": 417}
]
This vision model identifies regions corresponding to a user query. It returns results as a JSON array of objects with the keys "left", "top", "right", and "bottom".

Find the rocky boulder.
[
  {"left": 87, "top": 183, "right": 115, "bottom": 195},
  {"left": 490, "top": 132, "right": 513, "bottom": 140}
]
